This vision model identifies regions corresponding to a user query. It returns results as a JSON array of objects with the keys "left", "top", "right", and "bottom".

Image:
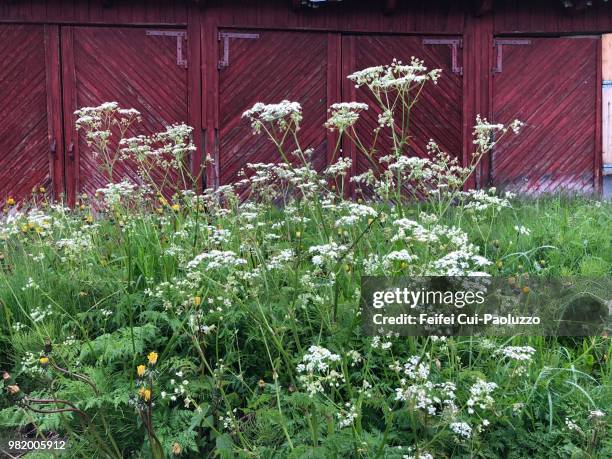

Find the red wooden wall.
[
  {"left": 63, "top": 26, "right": 189, "bottom": 197},
  {"left": 0, "top": 0, "right": 609, "bottom": 202}
]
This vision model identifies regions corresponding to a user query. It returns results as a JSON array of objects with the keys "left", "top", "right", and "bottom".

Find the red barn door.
[
  {"left": 0, "top": 25, "right": 61, "bottom": 203},
  {"left": 491, "top": 37, "right": 598, "bottom": 194},
  {"left": 62, "top": 27, "right": 189, "bottom": 201},
  {"left": 216, "top": 30, "right": 329, "bottom": 187},
  {"left": 342, "top": 35, "right": 463, "bottom": 189}
]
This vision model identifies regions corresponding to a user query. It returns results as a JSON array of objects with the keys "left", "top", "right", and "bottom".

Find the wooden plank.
[
  {"left": 602, "top": 34, "right": 612, "bottom": 81},
  {"left": 341, "top": 34, "right": 357, "bottom": 197},
  {"left": 216, "top": 29, "right": 329, "bottom": 188},
  {"left": 463, "top": 12, "right": 494, "bottom": 189},
  {"left": 202, "top": 11, "right": 220, "bottom": 189},
  {"left": 188, "top": 2, "right": 204, "bottom": 189},
  {"left": 326, "top": 32, "right": 342, "bottom": 166},
  {"left": 65, "top": 26, "right": 190, "bottom": 198},
  {"left": 60, "top": 26, "right": 77, "bottom": 206},
  {"left": 491, "top": 37, "right": 598, "bottom": 194},
  {"left": 343, "top": 34, "right": 464, "bottom": 197},
  {"left": 596, "top": 37, "right": 602, "bottom": 193},
  {"left": 0, "top": 0, "right": 188, "bottom": 25},
  {"left": 0, "top": 24, "right": 52, "bottom": 203},
  {"left": 44, "top": 24, "right": 65, "bottom": 201}
]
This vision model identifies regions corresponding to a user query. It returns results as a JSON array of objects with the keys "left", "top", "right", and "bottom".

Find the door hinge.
[
  {"left": 218, "top": 32, "right": 259, "bottom": 69},
  {"left": 423, "top": 38, "right": 463, "bottom": 75},
  {"left": 146, "top": 30, "right": 187, "bottom": 68},
  {"left": 492, "top": 39, "right": 531, "bottom": 74}
]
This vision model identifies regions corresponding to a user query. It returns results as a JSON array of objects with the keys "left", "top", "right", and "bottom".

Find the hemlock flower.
[
  {"left": 495, "top": 346, "right": 536, "bottom": 361},
  {"left": 450, "top": 421, "right": 472, "bottom": 439},
  {"left": 325, "top": 102, "right": 368, "bottom": 131}
]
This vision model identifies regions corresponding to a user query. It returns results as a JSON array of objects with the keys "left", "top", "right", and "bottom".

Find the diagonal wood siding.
[
  {"left": 217, "top": 29, "right": 328, "bottom": 187},
  {"left": 491, "top": 37, "right": 598, "bottom": 194},
  {"left": 64, "top": 26, "right": 189, "bottom": 198},
  {"left": 0, "top": 25, "right": 53, "bottom": 202},
  {"left": 342, "top": 35, "right": 463, "bottom": 194}
]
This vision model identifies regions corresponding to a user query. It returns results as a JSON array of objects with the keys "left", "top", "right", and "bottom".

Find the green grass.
[{"left": 0, "top": 192, "right": 610, "bottom": 458}]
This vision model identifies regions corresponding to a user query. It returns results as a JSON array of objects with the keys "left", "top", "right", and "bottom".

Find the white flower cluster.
[
  {"left": 242, "top": 100, "right": 303, "bottom": 134},
  {"left": 514, "top": 225, "right": 531, "bottom": 236},
  {"left": 336, "top": 402, "right": 358, "bottom": 428},
  {"left": 266, "top": 249, "right": 295, "bottom": 270},
  {"left": 120, "top": 124, "right": 196, "bottom": 170},
  {"left": 450, "top": 421, "right": 472, "bottom": 439},
  {"left": 56, "top": 231, "right": 93, "bottom": 260},
  {"left": 389, "top": 218, "right": 491, "bottom": 275},
  {"left": 403, "top": 452, "right": 434, "bottom": 459},
  {"left": 432, "top": 250, "right": 491, "bottom": 276},
  {"left": 325, "top": 102, "right": 368, "bottom": 131},
  {"left": 334, "top": 202, "right": 378, "bottom": 228},
  {"left": 495, "top": 345, "right": 536, "bottom": 361},
  {"left": 391, "top": 355, "right": 430, "bottom": 381},
  {"left": 348, "top": 58, "right": 441, "bottom": 91},
  {"left": 460, "top": 188, "right": 513, "bottom": 214},
  {"left": 324, "top": 157, "right": 353, "bottom": 176},
  {"left": 75, "top": 102, "right": 141, "bottom": 145},
  {"left": 296, "top": 345, "right": 344, "bottom": 397},
  {"left": 467, "top": 379, "right": 497, "bottom": 414},
  {"left": 29, "top": 304, "right": 53, "bottom": 323},
  {"left": 309, "top": 242, "right": 351, "bottom": 267},
  {"left": 186, "top": 250, "right": 247, "bottom": 271},
  {"left": 473, "top": 115, "right": 523, "bottom": 151},
  {"left": 96, "top": 180, "right": 137, "bottom": 206}
]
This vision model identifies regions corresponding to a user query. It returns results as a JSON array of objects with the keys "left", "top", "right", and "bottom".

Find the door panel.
[
  {"left": 64, "top": 27, "right": 189, "bottom": 198},
  {"left": 0, "top": 25, "right": 56, "bottom": 202},
  {"left": 217, "top": 30, "right": 329, "bottom": 186},
  {"left": 491, "top": 37, "right": 598, "bottom": 194},
  {"left": 342, "top": 35, "right": 463, "bottom": 188}
]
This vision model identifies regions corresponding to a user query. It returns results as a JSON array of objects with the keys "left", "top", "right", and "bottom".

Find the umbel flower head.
[
  {"left": 347, "top": 58, "right": 441, "bottom": 91},
  {"left": 242, "top": 100, "right": 303, "bottom": 134},
  {"left": 325, "top": 102, "right": 369, "bottom": 132}
]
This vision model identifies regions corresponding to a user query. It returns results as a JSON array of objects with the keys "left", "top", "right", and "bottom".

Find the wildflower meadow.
[{"left": 0, "top": 59, "right": 610, "bottom": 458}]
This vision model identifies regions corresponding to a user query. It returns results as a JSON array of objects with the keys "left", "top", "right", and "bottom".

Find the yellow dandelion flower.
[
  {"left": 39, "top": 356, "right": 49, "bottom": 366},
  {"left": 39, "top": 186, "right": 46, "bottom": 193},
  {"left": 522, "top": 286, "right": 530, "bottom": 294},
  {"left": 138, "top": 387, "right": 151, "bottom": 401},
  {"left": 193, "top": 296, "right": 202, "bottom": 306},
  {"left": 295, "top": 231, "right": 301, "bottom": 239},
  {"left": 147, "top": 351, "right": 158, "bottom": 365},
  {"left": 7, "top": 384, "right": 20, "bottom": 395},
  {"left": 84, "top": 215, "right": 94, "bottom": 224},
  {"left": 6, "top": 197, "right": 15, "bottom": 206},
  {"left": 171, "top": 204, "right": 180, "bottom": 212},
  {"left": 136, "top": 364, "right": 146, "bottom": 377}
]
